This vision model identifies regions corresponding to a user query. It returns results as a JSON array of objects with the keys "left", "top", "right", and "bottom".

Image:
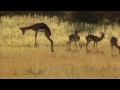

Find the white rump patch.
[{"left": 38, "top": 29, "right": 45, "bottom": 32}]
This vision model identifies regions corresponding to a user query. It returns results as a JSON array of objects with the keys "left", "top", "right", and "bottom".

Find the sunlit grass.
[{"left": 0, "top": 15, "right": 120, "bottom": 79}]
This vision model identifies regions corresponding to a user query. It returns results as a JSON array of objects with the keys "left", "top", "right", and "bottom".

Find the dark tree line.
[{"left": 0, "top": 11, "right": 120, "bottom": 25}]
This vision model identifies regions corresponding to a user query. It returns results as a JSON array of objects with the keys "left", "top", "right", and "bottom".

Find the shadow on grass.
[
  {"left": 24, "top": 67, "right": 46, "bottom": 76},
  {"left": 86, "top": 50, "right": 105, "bottom": 55}
]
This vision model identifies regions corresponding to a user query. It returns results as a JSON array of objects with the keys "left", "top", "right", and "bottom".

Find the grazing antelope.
[
  {"left": 110, "top": 36, "right": 120, "bottom": 54},
  {"left": 67, "top": 30, "right": 80, "bottom": 51},
  {"left": 20, "top": 23, "right": 54, "bottom": 52},
  {"left": 86, "top": 31, "right": 106, "bottom": 51}
]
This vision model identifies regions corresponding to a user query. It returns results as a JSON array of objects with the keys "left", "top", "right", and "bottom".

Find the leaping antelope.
[
  {"left": 110, "top": 36, "right": 120, "bottom": 54},
  {"left": 86, "top": 31, "right": 106, "bottom": 51},
  {"left": 67, "top": 30, "right": 80, "bottom": 51},
  {"left": 20, "top": 23, "right": 54, "bottom": 52}
]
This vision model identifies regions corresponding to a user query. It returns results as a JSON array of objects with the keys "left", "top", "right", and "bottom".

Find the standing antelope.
[
  {"left": 20, "top": 23, "right": 54, "bottom": 52},
  {"left": 67, "top": 30, "right": 80, "bottom": 51},
  {"left": 86, "top": 31, "right": 106, "bottom": 51},
  {"left": 110, "top": 36, "right": 120, "bottom": 54}
]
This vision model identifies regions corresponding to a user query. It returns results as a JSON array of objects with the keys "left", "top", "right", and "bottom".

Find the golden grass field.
[{"left": 0, "top": 15, "right": 120, "bottom": 79}]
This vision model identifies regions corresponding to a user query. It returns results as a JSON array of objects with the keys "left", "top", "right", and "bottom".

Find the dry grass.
[{"left": 0, "top": 15, "right": 120, "bottom": 79}]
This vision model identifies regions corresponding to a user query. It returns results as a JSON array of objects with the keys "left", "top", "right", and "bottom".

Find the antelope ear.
[
  {"left": 20, "top": 27, "right": 22, "bottom": 29},
  {"left": 19, "top": 27, "right": 21, "bottom": 30}
]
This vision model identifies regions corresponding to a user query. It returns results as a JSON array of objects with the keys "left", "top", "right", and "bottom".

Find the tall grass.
[{"left": 0, "top": 15, "right": 120, "bottom": 79}]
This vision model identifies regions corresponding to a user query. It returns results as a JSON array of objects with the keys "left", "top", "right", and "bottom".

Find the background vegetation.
[{"left": 1, "top": 11, "right": 120, "bottom": 23}]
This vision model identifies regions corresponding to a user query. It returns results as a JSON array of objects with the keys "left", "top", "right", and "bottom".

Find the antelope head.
[
  {"left": 100, "top": 30, "right": 106, "bottom": 38},
  {"left": 20, "top": 27, "right": 26, "bottom": 35}
]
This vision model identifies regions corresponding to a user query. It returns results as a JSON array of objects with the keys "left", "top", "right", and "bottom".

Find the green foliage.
[{"left": 1, "top": 11, "right": 120, "bottom": 25}]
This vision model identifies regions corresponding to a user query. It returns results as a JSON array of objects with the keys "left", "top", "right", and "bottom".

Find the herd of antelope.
[{"left": 19, "top": 22, "right": 120, "bottom": 54}]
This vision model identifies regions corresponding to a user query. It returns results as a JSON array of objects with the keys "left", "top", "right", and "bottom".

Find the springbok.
[
  {"left": 110, "top": 36, "right": 120, "bottom": 54},
  {"left": 20, "top": 23, "right": 54, "bottom": 52},
  {"left": 67, "top": 30, "right": 80, "bottom": 51},
  {"left": 86, "top": 31, "right": 106, "bottom": 51}
]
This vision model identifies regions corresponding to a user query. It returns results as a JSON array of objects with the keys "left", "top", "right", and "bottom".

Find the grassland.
[{"left": 0, "top": 15, "right": 120, "bottom": 79}]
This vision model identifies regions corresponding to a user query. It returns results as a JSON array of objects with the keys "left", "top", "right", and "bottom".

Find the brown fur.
[
  {"left": 20, "top": 23, "right": 54, "bottom": 52},
  {"left": 110, "top": 36, "right": 120, "bottom": 54},
  {"left": 86, "top": 32, "right": 106, "bottom": 51},
  {"left": 67, "top": 30, "right": 80, "bottom": 51}
]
